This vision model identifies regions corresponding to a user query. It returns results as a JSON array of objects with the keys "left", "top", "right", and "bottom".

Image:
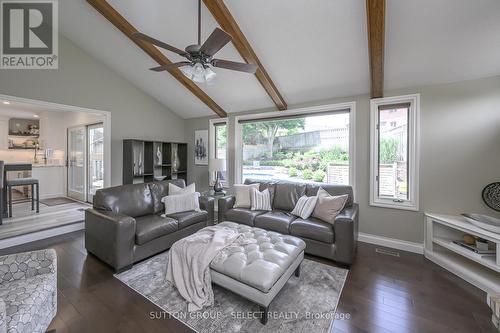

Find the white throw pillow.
[
  {"left": 291, "top": 195, "right": 318, "bottom": 219},
  {"left": 169, "top": 182, "right": 195, "bottom": 196},
  {"left": 233, "top": 183, "right": 260, "bottom": 208},
  {"left": 161, "top": 192, "right": 200, "bottom": 215},
  {"left": 251, "top": 188, "right": 272, "bottom": 211}
]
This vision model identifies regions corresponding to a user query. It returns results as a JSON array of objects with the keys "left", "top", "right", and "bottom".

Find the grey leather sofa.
[
  {"left": 85, "top": 179, "right": 214, "bottom": 272},
  {"left": 218, "top": 179, "right": 358, "bottom": 266}
]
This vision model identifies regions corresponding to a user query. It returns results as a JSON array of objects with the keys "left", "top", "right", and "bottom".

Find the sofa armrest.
[
  {"left": 85, "top": 209, "right": 136, "bottom": 272},
  {"left": 218, "top": 195, "right": 235, "bottom": 223},
  {"left": 333, "top": 203, "right": 359, "bottom": 265},
  {"left": 0, "top": 249, "right": 57, "bottom": 283},
  {"left": 199, "top": 196, "right": 215, "bottom": 226}
]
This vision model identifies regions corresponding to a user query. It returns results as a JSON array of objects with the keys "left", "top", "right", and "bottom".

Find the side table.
[{"left": 201, "top": 190, "right": 227, "bottom": 224}]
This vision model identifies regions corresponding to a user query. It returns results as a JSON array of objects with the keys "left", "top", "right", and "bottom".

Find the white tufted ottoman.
[{"left": 209, "top": 221, "right": 306, "bottom": 324}]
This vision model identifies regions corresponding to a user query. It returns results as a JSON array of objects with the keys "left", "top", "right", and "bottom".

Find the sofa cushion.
[
  {"left": 94, "top": 183, "right": 154, "bottom": 217},
  {"left": 135, "top": 215, "right": 178, "bottom": 245},
  {"left": 167, "top": 210, "right": 208, "bottom": 229},
  {"left": 306, "top": 183, "right": 354, "bottom": 207},
  {"left": 273, "top": 183, "right": 306, "bottom": 211},
  {"left": 225, "top": 208, "right": 267, "bottom": 226},
  {"left": 290, "top": 217, "right": 334, "bottom": 243},
  {"left": 254, "top": 211, "right": 297, "bottom": 234},
  {"left": 149, "top": 179, "right": 186, "bottom": 214}
]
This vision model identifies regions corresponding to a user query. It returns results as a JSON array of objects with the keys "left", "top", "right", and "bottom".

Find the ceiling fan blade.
[
  {"left": 200, "top": 28, "right": 232, "bottom": 57},
  {"left": 211, "top": 59, "right": 258, "bottom": 73},
  {"left": 150, "top": 62, "right": 191, "bottom": 72},
  {"left": 132, "top": 32, "right": 188, "bottom": 57}
]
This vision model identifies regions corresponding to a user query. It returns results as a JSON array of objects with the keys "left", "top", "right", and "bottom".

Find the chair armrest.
[
  {"left": 218, "top": 195, "right": 235, "bottom": 223},
  {"left": 0, "top": 249, "right": 56, "bottom": 283},
  {"left": 85, "top": 209, "right": 136, "bottom": 272},
  {"left": 333, "top": 203, "right": 359, "bottom": 265},
  {"left": 0, "top": 299, "right": 5, "bottom": 333},
  {"left": 199, "top": 196, "right": 215, "bottom": 226}
]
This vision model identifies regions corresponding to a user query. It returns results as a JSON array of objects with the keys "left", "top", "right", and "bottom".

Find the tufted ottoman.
[{"left": 209, "top": 221, "right": 306, "bottom": 324}]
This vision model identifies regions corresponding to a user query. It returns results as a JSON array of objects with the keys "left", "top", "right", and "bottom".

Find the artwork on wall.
[{"left": 194, "top": 130, "right": 208, "bottom": 165}]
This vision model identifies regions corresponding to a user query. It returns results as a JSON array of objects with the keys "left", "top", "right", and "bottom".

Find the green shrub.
[
  {"left": 288, "top": 167, "right": 298, "bottom": 177},
  {"left": 302, "top": 169, "right": 313, "bottom": 180},
  {"left": 313, "top": 170, "right": 326, "bottom": 182}
]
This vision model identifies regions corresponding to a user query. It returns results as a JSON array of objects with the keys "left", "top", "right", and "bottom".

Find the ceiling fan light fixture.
[{"left": 180, "top": 63, "right": 216, "bottom": 84}]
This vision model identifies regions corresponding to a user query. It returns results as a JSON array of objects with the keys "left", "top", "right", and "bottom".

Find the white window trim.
[
  {"left": 234, "top": 102, "right": 357, "bottom": 197},
  {"left": 209, "top": 117, "right": 228, "bottom": 187},
  {"left": 369, "top": 94, "right": 420, "bottom": 211}
]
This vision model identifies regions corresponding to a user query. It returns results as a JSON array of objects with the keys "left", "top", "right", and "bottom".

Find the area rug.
[
  {"left": 40, "top": 197, "right": 77, "bottom": 206},
  {"left": 115, "top": 251, "right": 348, "bottom": 333}
]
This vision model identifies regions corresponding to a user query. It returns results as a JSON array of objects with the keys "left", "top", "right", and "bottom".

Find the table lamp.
[{"left": 209, "top": 158, "right": 226, "bottom": 193}]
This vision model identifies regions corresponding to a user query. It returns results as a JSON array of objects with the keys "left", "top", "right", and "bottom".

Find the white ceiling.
[{"left": 60, "top": 0, "right": 500, "bottom": 119}]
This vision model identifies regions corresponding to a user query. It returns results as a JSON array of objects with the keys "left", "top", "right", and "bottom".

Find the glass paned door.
[
  {"left": 87, "top": 123, "right": 104, "bottom": 202},
  {"left": 67, "top": 126, "right": 87, "bottom": 201}
]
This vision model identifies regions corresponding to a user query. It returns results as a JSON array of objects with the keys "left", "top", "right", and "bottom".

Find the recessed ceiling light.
[
  {"left": 33, "top": 115, "right": 39, "bottom": 118},
  {"left": 2, "top": 101, "right": 10, "bottom": 105}
]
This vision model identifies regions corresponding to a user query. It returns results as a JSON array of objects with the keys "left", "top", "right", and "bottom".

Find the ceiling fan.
[{"left": 132, "top": 0, "right": 257, "bottom": 84}]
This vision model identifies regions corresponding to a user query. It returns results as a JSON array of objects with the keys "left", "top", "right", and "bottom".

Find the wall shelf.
[
  {"left": 425, "top": 213, "right": 500, "bottom": 299},
  {"left": 123, "top": 140, "right": 187, "bottom": 184}
]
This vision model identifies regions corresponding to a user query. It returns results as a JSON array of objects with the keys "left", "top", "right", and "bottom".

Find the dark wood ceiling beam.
[
  {"left": 366, "top": 0, "right": 386, "bottom": 99},
  {"left": 203, "top": 0, "right": 287, "bottom": 110},
  {"left": 86, "top": 0, "right": 227, "bottom": 117}
]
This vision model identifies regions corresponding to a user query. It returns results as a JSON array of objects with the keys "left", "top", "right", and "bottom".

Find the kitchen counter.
[{"left": 32, "top": 164, "right": 65, "bottom": 168}]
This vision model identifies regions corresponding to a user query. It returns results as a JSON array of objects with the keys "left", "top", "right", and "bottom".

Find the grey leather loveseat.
[
  {"left": 85, "top": 179, "right": 214, "bottom": 272},
  {"left": 218, "top": 179, "right": 358, "bottom": 266}
]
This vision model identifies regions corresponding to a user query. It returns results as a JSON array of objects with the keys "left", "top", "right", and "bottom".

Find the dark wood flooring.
[{"left": 0, "top": 231, "right": 495, "bottom": 333}]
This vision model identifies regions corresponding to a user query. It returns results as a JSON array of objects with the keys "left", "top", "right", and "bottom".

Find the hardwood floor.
[{"left": 0, "top": 231, "right": 495, "bottom": 333}]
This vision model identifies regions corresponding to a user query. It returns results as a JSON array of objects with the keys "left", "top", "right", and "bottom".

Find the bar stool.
[{"left": 5, "top": 178, "right": 39, "bottom": 217}]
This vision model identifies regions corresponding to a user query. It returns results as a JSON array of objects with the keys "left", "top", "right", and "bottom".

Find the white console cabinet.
[{"left": 424, "top": 213, "right": 500, "bottom": 298}]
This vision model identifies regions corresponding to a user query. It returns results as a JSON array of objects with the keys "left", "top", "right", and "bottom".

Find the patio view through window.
[
  {"left": 214, "top": 122, "right": 227, "bottom": 182},
  {"left": 377, "top": 105, "right": 409, "bottom": 200},
  {"left": 240, "top": 112, "right": 350, "bottom": 184}
]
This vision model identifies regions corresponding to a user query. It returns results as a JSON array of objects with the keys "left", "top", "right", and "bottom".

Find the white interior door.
[
  {"left": 87, "top": 123, "right": 104, "bottom": 202},
  {"left": 67, "top": 126, "right": 87, "bottom": 201}
]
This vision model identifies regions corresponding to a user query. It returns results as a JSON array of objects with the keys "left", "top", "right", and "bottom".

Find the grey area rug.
[
  {"left": 115, "top": 252, "right": 348, "bottom": 333},
  {"left": 40, "top": 197, "right": 77, "bottom": 206}
]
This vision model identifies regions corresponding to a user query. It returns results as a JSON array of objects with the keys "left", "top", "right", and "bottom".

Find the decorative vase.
[
  {"left": 156, "top": 146, "right": 162, "bottom": 166},
  {"left": 172, "top": 149, "right": 179, "bottom": 173}
]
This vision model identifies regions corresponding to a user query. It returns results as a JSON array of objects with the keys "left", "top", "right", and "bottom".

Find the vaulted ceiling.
[{"left": 60, "top": 0, "right": 500, "bottom": 119}]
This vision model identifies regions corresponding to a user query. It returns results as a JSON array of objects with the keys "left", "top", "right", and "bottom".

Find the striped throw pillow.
[
  {"left": 251, "top": 188, "right": 272, "bottom": 211},
  {"left": 291, "top": 195, "right": 318, "bottom": 219}
]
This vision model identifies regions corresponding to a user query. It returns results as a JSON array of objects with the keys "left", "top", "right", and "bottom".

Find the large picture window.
[
  {"left": 370, "top": 95, "right": 420, "bottom": 211},
  {"left": 235, "top": 103, "right": 356, "bottom": 188}
]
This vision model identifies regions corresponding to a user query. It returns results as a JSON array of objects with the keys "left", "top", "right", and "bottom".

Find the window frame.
[
  {"left": 369, "top": 94, "right": 420, "bottom": 211},
  {"left": 234, "top": 102, "right": 356, "bottom": 195},
  {"left": 209, "top": 117, "right": 228, "bottom": 187}
]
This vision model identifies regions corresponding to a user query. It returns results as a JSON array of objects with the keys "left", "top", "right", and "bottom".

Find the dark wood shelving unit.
[{"left": 123, "top": 139, "right": 188, "bottom": 184}]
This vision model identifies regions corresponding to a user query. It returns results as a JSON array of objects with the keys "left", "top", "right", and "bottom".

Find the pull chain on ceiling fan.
[{"left": 132, "top": 0, "right": 257, "bottom": 84}]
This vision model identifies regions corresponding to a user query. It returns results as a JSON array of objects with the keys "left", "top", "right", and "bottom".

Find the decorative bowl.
[{"left": 462, "top": 213, "right": 500, "bottom": 234}]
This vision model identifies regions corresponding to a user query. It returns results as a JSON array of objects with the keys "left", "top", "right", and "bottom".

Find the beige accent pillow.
[
  {"left": 169, "top": 182, "right": 195, "bottom": 195},
  {"left": 312, "top": 188, "right": 349, "bottom": 224},
  {"left": 234, "top": 183, "right": 260, "bottom": 208}
]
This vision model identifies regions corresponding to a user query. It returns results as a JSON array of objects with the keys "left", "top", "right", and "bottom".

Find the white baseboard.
[
  {"left": 0, "top": 222, "right": 84, "bottom": 249},
  {"left": 358, "top": 232, "right": 424, "bottom": 255}
]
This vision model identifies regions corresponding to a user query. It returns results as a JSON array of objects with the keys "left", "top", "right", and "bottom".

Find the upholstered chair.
[{"left": 0, "top": 249, "right": 57, "bottom": 333}]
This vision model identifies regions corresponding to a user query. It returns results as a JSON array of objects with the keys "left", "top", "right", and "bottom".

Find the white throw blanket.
[{"left": 165, "top": 226, "right": 243, "bottom": 312}]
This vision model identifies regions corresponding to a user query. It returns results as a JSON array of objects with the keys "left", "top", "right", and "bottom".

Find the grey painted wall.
[
  {"left": 0, "top": 36, "right": 185, "bottom": 186},
  {"left": 186, "top": 75, "right": 500, "bottom": 243}
]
